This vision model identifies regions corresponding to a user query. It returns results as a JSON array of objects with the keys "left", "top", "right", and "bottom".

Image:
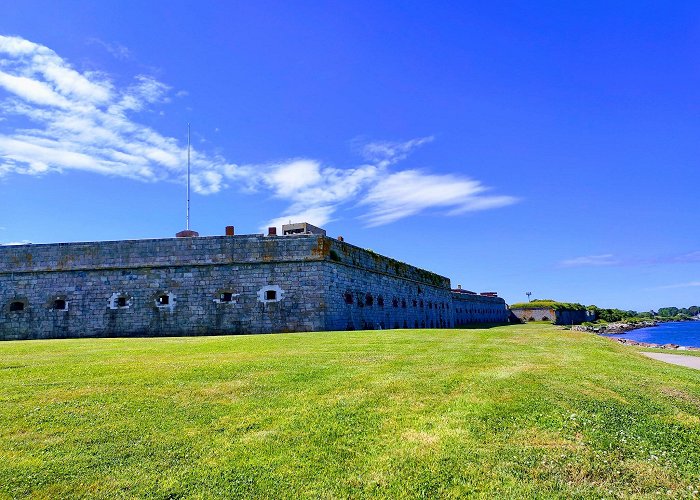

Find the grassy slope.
[{"left": 1, "top": 324, "right": 699, "bottom": 499}]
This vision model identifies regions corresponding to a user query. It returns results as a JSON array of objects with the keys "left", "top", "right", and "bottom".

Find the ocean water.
[{"left": 604, "top": 321, "right": 700, "bottom": 348}]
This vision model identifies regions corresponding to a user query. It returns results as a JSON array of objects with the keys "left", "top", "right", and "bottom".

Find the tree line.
[{"left": 587, "top": 305, "right": 699, "bottom": 323}]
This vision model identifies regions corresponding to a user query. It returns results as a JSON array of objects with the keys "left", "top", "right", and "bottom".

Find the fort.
[
  {"left": 509, "top": 300, "right": 595, "bottom": 325},
  {"left": 0, "top": 223, "right": 509, "bottom": 340}
]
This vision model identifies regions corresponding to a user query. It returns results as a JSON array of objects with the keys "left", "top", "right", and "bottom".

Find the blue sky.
[{"left": 1, "top": 1, "right": 699, "bottom": 311}]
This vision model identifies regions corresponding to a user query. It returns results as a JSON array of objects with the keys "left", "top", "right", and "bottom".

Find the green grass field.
[{"left": 1, "top": 324, "right": 699, "bottom": 498}]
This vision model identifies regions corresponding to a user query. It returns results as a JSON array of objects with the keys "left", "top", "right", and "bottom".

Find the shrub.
[{"left": 510, "top": 300, "right": 586, "bottom": 311}]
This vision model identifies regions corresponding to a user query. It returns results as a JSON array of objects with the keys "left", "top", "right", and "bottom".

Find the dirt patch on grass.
[
  {"left": 481, "top": 362, "right": 547, "bottom": 380},
  {"left": 667, "top": 411, "right": 700, "bottom": 427},
  {"left": 401, "top": 429, "right": 440, "bottom": 446},
  {"left": 659, "top": 386, "right": 700, "bottom": 406},
  {"left": 511, "top": 428, "right": 577, "bottom": 450},
  {"left": 240, "top": 429, "right": 278, "bottom": 443},
  {"left": 40, "top": 385, "right": 105, "bottom": 403},
  {"left": 197, "top": 380, "right": 252, "bottom": 401},
  {"left": 617, "top": 460, "right": 680, "bottom": 493},
  {"left": 578, "top": 383, "right": 629, "bottom": 404}
]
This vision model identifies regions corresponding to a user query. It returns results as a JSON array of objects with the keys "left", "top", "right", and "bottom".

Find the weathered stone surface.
[
  {"left": 452, "top": 292, "right": 509, "bottom": 325},
  {"left": 0, "top": 233, "right": 509, "bottom": 340},
  {"left": 510, "top": 307, "right": 593, "bottom": 325}
]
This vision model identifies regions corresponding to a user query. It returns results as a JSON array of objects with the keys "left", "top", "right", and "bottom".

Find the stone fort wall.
[
  {"left": 510, "top": 307, "right": 592, "bottom": 325},
  {"left": 452, "top": 292, "right": 509, "bottom": 325},
  {"left": 320, "top": 237, "right": 456, "bottom": 331},
  {"left": 320, "top": 238, "right": 507, "bottom": 329},
  {"left": 0, "top": 233, "right": 508, "bottom": 340}
]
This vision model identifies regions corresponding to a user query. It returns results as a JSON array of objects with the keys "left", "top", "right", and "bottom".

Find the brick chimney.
[
  {"left": 225, "top": 226, "right": 235, "bottom": 236},
  {"left": 267, "top": 227, "right": 277, "bottom": 236}
]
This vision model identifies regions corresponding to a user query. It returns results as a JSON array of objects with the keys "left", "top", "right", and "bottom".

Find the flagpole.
[{"left": 187, "top": 123, "right": 191, "bottom": 231}]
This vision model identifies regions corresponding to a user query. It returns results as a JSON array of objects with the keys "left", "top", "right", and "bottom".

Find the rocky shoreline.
[
  {"left": 572, "top": 320, "right": 658, "bottom": 334},
  {"left": 611, "top": 337, "right": 700, "bottom": 351},
  {"left": 572, "top": 320, "right": 700, "bottom": 351}
]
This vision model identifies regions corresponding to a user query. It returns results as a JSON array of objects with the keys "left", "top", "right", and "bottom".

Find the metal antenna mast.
[
  {"left": 175, "top": 124, "right": 198, "bottom": 238},
  {"left": 187, "top": 123, "right": 191, "bottom": 231}
]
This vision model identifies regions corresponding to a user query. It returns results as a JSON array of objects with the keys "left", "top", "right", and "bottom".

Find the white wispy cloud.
[
  {"left": 0, "top": 34, "right": 241, "bottom": 194},
  {"left": 253, "top": 159, "right": 379, "bottom": 230},
  {"left": 0, "top": 35, "right": 517, "bottom": 232},
  {"left": 672, "top": 251, "right": 700, "bottom": 264},
  {"left": 264, "top": 207, "right": 337, "bottom": 233},
  {"left": 650, "top": 281, "right": 700, "bottom": 290},
  {"left": 360, "top": 170, "right": 516, "bottom": 226},
  {"left": 558, "top": 254, "right": 620, "bottom": 268},
  {"left": 87, "top": 38, "right": 132, "bottom": 60},
  {"left": 254, "top": 157, "right": 517, "bottom": 231},
  {"left": 558, "top": 250, "right": 700, "bottom": 269},
  {"left": 361, "top": 136, "right": 434, "bottom": 168}
]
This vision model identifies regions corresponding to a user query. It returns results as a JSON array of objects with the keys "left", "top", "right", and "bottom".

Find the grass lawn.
[{"left": 1, "top": 323, "right": 699, "bottom": 498}]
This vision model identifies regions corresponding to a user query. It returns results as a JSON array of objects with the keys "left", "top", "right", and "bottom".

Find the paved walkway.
[{"left": 642, "top": 352, "right": 700, "bottom": 370}]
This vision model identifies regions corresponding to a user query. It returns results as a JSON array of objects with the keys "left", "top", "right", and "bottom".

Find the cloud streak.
[
  {"left": 87, "top": 38, "right": 132, "bottom": 60},
  {"left": 361, "top": 170, "right": 517, "bottom": 226},
  {"left": 650, "top": 281, "right": 700, "bottom": 290},
  {"left": 558, "top": 254, "right": 620, "bottom": 268},
  {"left": 559, "top": 250, "right": 700, "bottom": 269},
  {"left": 0, "top": 35, "right": 517, "bottom": 230},
  {"left": 671, "top": 251, "right": 700, "bottom": 264},
  {"left": 360, "top": 136, "right": 434, "bottom": 168}
]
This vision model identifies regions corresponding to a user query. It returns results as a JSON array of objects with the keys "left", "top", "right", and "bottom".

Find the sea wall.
[{"left": 554, "top": 309, "right": 593, "bottom": 326}]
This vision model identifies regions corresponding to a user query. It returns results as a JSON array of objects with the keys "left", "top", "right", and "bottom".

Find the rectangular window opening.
[{"left": 265, "top": 290, "right": 277, "bottom": 301}]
